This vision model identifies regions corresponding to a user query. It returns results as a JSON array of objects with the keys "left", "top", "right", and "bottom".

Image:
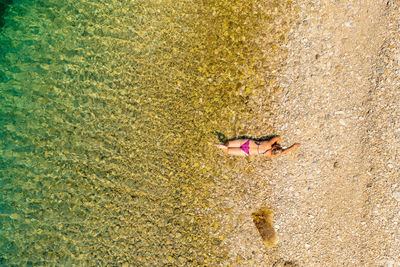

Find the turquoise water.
[{"left": 0, "top": 0, "right": 293, "bottom": 264}]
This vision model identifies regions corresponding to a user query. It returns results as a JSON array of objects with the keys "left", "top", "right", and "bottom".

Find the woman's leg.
[
  {"left": 225, "top": 139, "right": 248, "bottom": 148},
  {"left": 227, "top": 147, "right": 248, "bottom": 157},
  {"left": 213, "top": 144, "right": 228, "bottom": 153},
  {"left": 214, "top": 143, "right": 249, "bottom": 156}
]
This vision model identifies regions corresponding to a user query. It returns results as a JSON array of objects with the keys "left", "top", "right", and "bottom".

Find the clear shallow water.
[{"left": 0, "top": 0, "right": 292, "bottom": 265}]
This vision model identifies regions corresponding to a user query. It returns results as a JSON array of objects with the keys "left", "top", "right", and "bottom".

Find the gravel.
[{"left": 224, "top": 0, "right": 400, "bottom": 265}]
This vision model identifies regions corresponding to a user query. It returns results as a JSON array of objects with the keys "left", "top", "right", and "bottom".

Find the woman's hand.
[{"left": 281, "top": 143, "right": 301, "bottom": 154}]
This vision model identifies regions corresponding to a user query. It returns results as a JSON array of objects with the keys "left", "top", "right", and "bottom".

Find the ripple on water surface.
[{"left": 0, "top": 0, "right": 294, "bottom": 265}]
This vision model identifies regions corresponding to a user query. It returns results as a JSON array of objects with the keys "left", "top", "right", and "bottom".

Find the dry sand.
[{"left": 222, "top": 0, "right": 400, "bottom": 265}]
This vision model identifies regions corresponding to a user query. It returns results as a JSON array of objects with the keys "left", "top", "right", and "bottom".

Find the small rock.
[
  {"left": 373, "top": 206, "right": 379, "bottom": 214},
  {"left": 385, "top": 260, "right": 395, "bottom": 267},
  {"left": 388, "top": 163, "right": 393, "bottom": 169},
  {"left": 305, "top": 243, "right": 311, "bottom": 249},
  {"left": 393, "top": 191, "right": 400, "bottom": 201},
  {"left": 63, "top": 65, "right": 69, "bottom": 73},
  {"left": 339, "top": 119, "right": 347, "bottom": 126},
  {"left": 311, "top": 161, "right": 318, "bottom": 168},
  {"left": 334, "top": 110, "right": 344, "bottom": 115},
  {"left": 333, "top": 161, "right": 339, "bottom": 168},
  {"left": 9, "top": 213, "right": 20, "bottom": 220}
]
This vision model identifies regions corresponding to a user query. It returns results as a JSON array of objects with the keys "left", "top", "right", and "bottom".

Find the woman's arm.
[{"left": 281, "top": 143, "right": 301, "bottom": 154}]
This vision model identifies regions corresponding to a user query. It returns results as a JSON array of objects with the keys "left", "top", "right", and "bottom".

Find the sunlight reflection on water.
[{"left": 0, "top": 0, "right": 294, "bottom": 264}]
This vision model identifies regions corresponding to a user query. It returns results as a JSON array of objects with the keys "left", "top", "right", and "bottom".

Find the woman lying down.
[{"left": 214, "top": 135, "right": 300, "bottom": 157}]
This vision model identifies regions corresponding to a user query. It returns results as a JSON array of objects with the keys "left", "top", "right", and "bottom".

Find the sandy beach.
[{"left": 220, "top": 0, "right": 400, "bottom": 265}]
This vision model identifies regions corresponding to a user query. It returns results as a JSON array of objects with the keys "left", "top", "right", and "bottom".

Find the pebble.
[
  {"left": 339, "top": 119, "right": 347, "bottom": 126},
  {"left": 305, "top": 243, "right": 311, "bottom": 249},
  {"left": 373, "top": 206, "right": 379, "bottom": 214},
  {"left": 334, "top": 110, "right": 345, "bottom": 115},
  {"left": 393, "top": 191, "right": 400, "bottom": 202},
  {"left": 311, "top": 161, "right": 318, "bottom": 168},
  {"left": 333, "top": 161, "right": 340, "bottom": 168}
]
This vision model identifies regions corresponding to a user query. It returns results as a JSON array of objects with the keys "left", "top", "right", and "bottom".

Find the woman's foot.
[{"left": 213, "top": 144, "right": 227, "bottom": 149}]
